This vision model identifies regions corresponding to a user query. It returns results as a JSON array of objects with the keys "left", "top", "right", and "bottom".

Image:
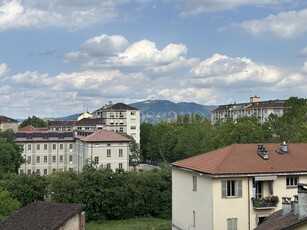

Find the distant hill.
[
  {"left": 50, "top": 100, "right": 216, "bottom": 123},
  {"left": 130, "top": 100, "right": 216, "bottom": 123}
]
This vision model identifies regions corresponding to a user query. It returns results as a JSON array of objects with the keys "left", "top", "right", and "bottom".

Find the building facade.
[
  {"left": 16, "top": 130, "right": 131, "bottom": 175},
  {"left": 92, "top": 102, "right": 140, "bottom": 143},
  {"left": 172, "top": 143, "right": 307, "bottom": 230},
  {"left": 211, "top": 96, "right": 285, "bottom": 124},
  {"left": 0, "top": 115, "right": 19, "bottom": 132}
]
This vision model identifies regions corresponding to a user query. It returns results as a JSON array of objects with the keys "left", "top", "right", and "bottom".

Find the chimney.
[
  {"left": 293, "top": 195, "right": 299, "bottom": 215},
  {"left": 276, "top": 141, "right": 289, "bottom": 154},
  {"left": 282, "top": 197, "right": 292, "bottom": 215},
  {"left": 257, "top": 144, "right": 269, "bottom": 160},
  {"left": 298, "top": 184, "right": 307, "bottom": 219}
]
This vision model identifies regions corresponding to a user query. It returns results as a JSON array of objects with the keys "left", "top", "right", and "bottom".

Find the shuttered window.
[
  {"left": 227, "top": 218, "right": 238, "bottom": 230},
  {"left": 222, "top": 180, "right": 242, "bottom": 198}
]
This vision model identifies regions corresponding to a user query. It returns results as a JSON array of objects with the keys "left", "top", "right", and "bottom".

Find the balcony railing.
[{"left": 252, "top": 196, "right": 279, "bottom": 209}]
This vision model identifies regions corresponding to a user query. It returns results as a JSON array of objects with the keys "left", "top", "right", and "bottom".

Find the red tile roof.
[
  {"left": 172, "top": 143, "right": 307, "bottom": 175},
  {"left": 18, "top": 125, "right": 48, "bottom": 131},
  {"left": 77, "top": 130, "right": 130, "bottom": 143}
]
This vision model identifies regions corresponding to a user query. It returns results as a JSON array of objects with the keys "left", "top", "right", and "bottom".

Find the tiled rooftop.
[
  {"left": 77, "top": 129, "right": 130, "bottom": 142},
  {"left": 172, "top": 143, "right": 307, "bottom": 175}
]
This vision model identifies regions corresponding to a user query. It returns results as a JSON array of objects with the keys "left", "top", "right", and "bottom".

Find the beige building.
[
  {"left": 75, "top": 130, "right": 131, "bottom": 172},
  {"left": 16, "top": 129, "right": 131, "bottom": 175},
  {"left": 0, "top": 115, "right": 19, "bottom": 132},
  {"left": 172, "top": 143, "right": 307, "bottom": 230},
  {"left": 16, "top": 131, "right": 76, "bottom": 175},
  {"left": 92, "top": 102, "right": 140, "bottom": 143},
  {"left": 211, "top": 96, "right": 285, "bottom": 124}
]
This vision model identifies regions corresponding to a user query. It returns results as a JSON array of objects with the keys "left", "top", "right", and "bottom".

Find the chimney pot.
[{"left": 282, "top": 197, "right": 292, "bottom": 215}]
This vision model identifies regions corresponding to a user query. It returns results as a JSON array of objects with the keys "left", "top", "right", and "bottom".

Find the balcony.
[{"left": 252, "top": 196, "right": 279, "bottom": 209}]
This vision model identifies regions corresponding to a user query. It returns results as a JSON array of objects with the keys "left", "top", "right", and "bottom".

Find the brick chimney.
[
  {"left": 298, "top": 184, "right": 307, "bottom": 219},
  {"left": 282, "top": 197, "right": 292, "bottom": 215}
]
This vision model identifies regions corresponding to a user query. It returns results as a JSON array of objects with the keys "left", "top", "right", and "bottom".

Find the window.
[
  {"left": 69, "top": 144, "right": 73, "bottom": 150},
  {"left": 27, "top": 169, "right": 31, "bottom": 175},
  {"left": 69, "top": 155, "right": 73, "bottom": 163},
  {"left": 59, "top": 155, "right": 63, "bottom": 163},
  {"left": 222, "top": 180, "right": 242, "bottom": 198},
  {"left": 193, "top": 211, "right": 196, "bottom": 228},
  {"left": 255, "top": 181, "right": 263, "bottom": 199},
  {"left": 94, "top": 156, "right": 99, "bottom": 164},
  {"left": 107, "top": 149, "right": 111, "bottom": 157},
  {"left": 36, "top": 144, "right": 40, "bottom": 150},
  {"left": 119, "top": 149, "right": 123, "bottom": 157},
  {"left": 27, "top": 156, "right": 31, "bottom": 163},
  {"left": 44, "top": 144, "right": 47, "bottom": 150},
  {"left": 286, "top": 176, "right": 298, "bottom": 188},
  {"left": 60, "top": 144, "right": 63, "bottom": 150},
  {"left": 131, "top": 126, "right": 136, "bottom": 130},
  {"left": 28, "top": 144, "right": 31, "bottom": 150},
  {"left": 44, "top": 156, "right": 47, "bottom": 163},
  {"left": 52, "top": 156, "right": 56, "bottom": 163},
  {"left": 53, "top": 144, "right": 56, "bottom": 150},
  {"left": 107, "top": 163, "right": 111, "bottom": 169},
  {"left": 44, "top": 169, "right": 48, "bottom": 175},
  {"left": 131, "top": 111, "right": 136, "bottom": 115},
  {"left": 36, "top": 156, "right": 40, "bottom": 163},
  {"left": 227, "top": 218, "right": 238, "bottom": 230},
  {"left": 36, "top": 169, "right": 40, "bottom": 174},
  {"left": 193, "top": 175, "right": 197, "bottom": 192},
  {"left": 119, "top": 163, "right": 123, "bottom": 169}
]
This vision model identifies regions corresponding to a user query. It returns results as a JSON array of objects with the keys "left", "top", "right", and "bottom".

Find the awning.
[{"left": 255, "top": 176, "right": 277, "bottom": 181}]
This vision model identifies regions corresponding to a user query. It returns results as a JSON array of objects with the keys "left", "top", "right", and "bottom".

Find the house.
[
  {"left": 211, "top": 96, "right": 285, "bottom": 124},
  {"left": 0, "top": 115, "right": 19, "bottom": 132},
  {"left": 73, "top": 117, "right": 105, "bottom": 136},
  {"left": 92, "top": 102, "right": 140, "bottom": 143},
  {"left": 75, "top": 129, "right": 131, "bottom": 171},
  {"left": 48, "top": 120, "right": 76, "bottom": 132},
  {"left": 16, "top": 129, "right": 131, "bottom": 175},
  {"left": 255, "top": 184, "right": 307, "bottom": 230},
  {"left": 16, "top": 131, "right": 76, "bottom": 175},
  {"left": 172, "top": 143, "right": 307, "bottom": 230},
  {"left": 0, "top": 201, "right": 85, "bottom": 230}
]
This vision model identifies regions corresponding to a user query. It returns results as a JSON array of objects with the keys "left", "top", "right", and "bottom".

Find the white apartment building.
[
  {"left": 211, "top": 96, "right": 285, "bottom": 124},
  {"left": 172, "top": 143, "right": 307, "bottom": 230},
  {"left": 92, "top": 102, "right": 140, "bottom": 143},
  {"left": 16, "top": 131, "right": 76, "bottom": 175},
  {"left": 75, "top": 130, "right": 130, "bottom": 172},
  {"left": 16, "top": 130, "right": 131, "bottom": 175}
]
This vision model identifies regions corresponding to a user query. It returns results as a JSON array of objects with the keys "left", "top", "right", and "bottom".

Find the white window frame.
[{"left": 286, "top": 176, "right": 298, "bottom": 188}]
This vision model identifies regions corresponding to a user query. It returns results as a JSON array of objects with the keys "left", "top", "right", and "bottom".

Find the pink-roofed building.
[
  {"left": 75, "top": 129, "right": 131, "bottom": 171},
  {"left": 172, "top": 143, "right": 307, "bottom": 230}
]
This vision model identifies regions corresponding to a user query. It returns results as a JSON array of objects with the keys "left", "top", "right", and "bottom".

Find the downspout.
[{"left": 248, "top": 177, "right": 251, "bottom": 230}]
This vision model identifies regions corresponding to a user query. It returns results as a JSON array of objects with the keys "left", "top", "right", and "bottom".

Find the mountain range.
[{"left": 53, "top": 100, "right": 216, "bottom": 123}]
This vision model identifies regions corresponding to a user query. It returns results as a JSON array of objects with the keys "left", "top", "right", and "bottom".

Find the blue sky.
[{"left": 0, "top": 0, "right": 306, "bottom": 118}]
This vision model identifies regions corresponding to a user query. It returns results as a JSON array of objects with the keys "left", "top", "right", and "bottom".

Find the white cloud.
[
  {"left": 0, "top": 0, "right": 127, "bottom": 31},
  {"left": 302, "top": 62, "right": 307, "bottom": 73},
  {"left": 238, "top": 8, "right": 307, "bottom": 38},
  {"left": 301, "top": 46, "right": 307, "bottom": 56},
  {"left": 191, "top": 53, "right": 281, "bottom": 86},
  {"left": 167, "top": 0, "right": 286, "bottom": 15},
  {"left": 0, "top": 63, "right": 8, "bottom": 76}
]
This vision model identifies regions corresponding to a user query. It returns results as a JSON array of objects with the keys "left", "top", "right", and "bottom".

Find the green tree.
[
  {"left": 0, "top": 188, "right": 21, "bottom": 221},
  {"left": 0, "top": 130, "right": 24, "bottom": 173},
  {"left": 19, "top": 115, "right": 47, "bottom": 128}
]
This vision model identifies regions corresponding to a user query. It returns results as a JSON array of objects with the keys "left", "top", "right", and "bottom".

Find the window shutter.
[
  {"left": 227, "top": 218, "right": 231, "bottom": 230},
  {"left": 222, "top": 180, "right": 227, "bottom": 198},
  {"left": 237, "top": 180, "right": 242, "bottom": 198}
]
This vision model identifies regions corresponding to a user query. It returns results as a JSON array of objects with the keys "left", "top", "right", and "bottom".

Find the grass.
[{"left": 86, "top": 217, "right": 171, "bottom": 230}]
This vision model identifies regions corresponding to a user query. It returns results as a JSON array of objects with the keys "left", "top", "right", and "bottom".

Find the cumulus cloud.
[
  {"left": 167, "top": 0, "right": 286, "bottom": 15},
  {"left": 0, "top": 0, "right": 126, "bottom": 31},
  {"left": 238, "top": 8, "right": 307, "bottom": 38},
  {"left": 301, "top": 46, "right": 307, "bottom": 56},
  {"left": 0, "top": 63, "right": 8, "bottom": 76},
  {"left": 191, "top": 53, "right": 281, "bottom": 87}
]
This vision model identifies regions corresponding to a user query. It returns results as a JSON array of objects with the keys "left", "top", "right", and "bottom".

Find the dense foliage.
[{"left": 19, "top": 115, "right": 47, "bottom": 128}]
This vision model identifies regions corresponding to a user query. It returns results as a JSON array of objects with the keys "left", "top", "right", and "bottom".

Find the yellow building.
[{"left": 172, "top": 143, "right": 307, "bottom": 230}]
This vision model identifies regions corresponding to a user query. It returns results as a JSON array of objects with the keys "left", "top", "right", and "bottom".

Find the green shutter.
[
  {"left": 237, "top": 180, "right": 242, "bottom": 198},
  {"left": 222, "top": 180, "right": 227, "bottom": 198}
]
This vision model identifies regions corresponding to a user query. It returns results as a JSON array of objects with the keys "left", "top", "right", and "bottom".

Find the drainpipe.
[{"left": 248, "top": 177, "right": 251, "bottom": 230}]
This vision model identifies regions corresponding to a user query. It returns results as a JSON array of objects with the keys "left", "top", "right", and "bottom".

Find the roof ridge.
[{"left": 213, "top": 144, "right": 237, "bottom": 174}]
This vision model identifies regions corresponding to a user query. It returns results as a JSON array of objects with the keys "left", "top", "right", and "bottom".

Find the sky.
[{"left": 0, "top": 0, "right": 306, "bottom": 118}]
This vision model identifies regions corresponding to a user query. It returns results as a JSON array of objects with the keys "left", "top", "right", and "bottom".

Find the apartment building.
[
  {"left": 172, "top": 143, "right": 307, "bottom": 230},
  {"left": 75, "top": 130, "right": 131, "bottom": 172},
  {"left": 211, "top": 96, "right": 285, "bottom": 124},
  {"left": 0, "top": 115, "right": 19, "bottom": 132},
  {"left": 16, "top": 131, "right": 76, "bottom": 175},
  {"left": 16, "top": 130, "right": 131, "bottom": 175},
  {"left": 92, "top": 102, "right": 140, "bottom": 143}
]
